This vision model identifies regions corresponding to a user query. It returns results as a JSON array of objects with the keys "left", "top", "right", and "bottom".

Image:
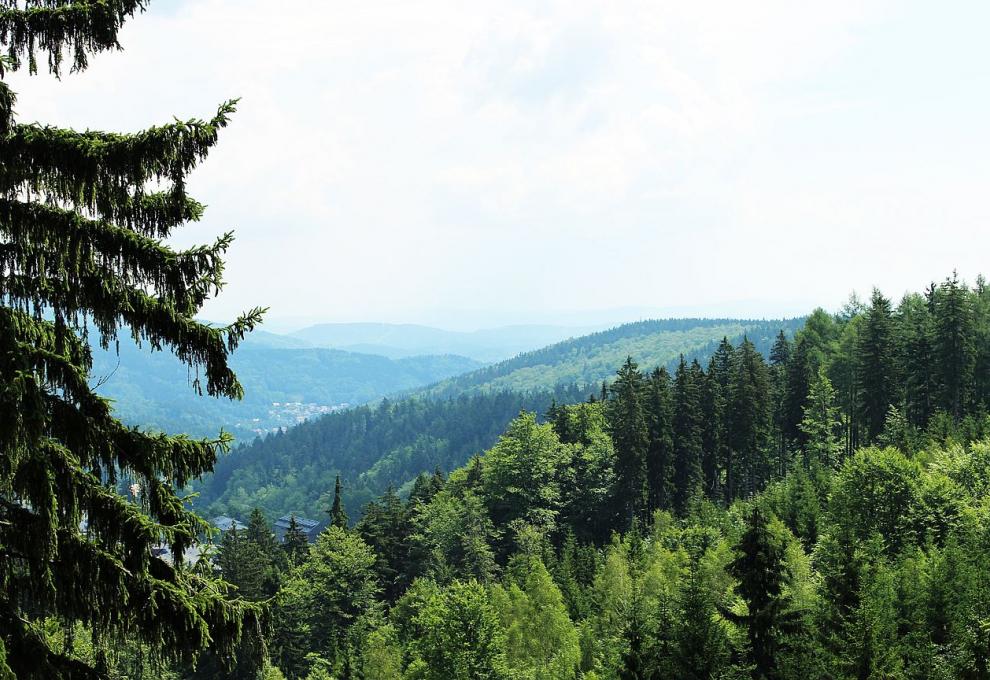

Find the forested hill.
[
  {"left": 416, "top": 317, "right": 806, "bottom": 399},
  {"left": 91, "top": 343, "right": 482, "bottom": 440},
  {"left": 197, "top": 317, "right": 802, "bottom": 521}
]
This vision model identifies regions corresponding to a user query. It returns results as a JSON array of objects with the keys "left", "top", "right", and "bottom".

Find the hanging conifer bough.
[{"left": 1, "top": 2, "right": 266, "bottom": 678}]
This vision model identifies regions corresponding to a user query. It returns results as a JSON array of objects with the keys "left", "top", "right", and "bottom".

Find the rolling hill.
[
  {"left": 91, "top": 342, "right": 482, "bottom": 441},
  {"left": 196, "top": 316, "right": 805, "bottom": 520}
]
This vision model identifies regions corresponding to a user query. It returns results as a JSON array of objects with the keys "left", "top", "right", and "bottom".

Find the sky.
[{"left": 7, "top": 0, "right": 990, "bottom": 331}]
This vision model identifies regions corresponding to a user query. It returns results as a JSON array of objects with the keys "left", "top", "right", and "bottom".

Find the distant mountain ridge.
[
  {"left": 91, "top": 342, "right": 482, "bottom": 441},
  {"left": 289, "top": 322, "right": 607, "bottom": 361}
]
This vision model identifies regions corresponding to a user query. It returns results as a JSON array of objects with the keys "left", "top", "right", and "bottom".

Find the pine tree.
[
  {"left": 769, "top": 330, "right": 792, "bottom": 475},
  {"left": 282, "top": 514, "right": 311, "bottom": 567},
  {"left": 783, "top": 335, "right": 813, "bottom": 450},
  {"left": 798, "top": 367, "right": 842, "bottom": 469},
  {"left": 608, "top": 357, "right": 649, "bottom": 525},
  {"left": 724, "top": 508, "right": 801, "bottom": 680},
  {"left": 857, "top": 289, "right": 897, "bottom": 442},
  {"left": 672, "top": 357, "right": 704, "bottom": 515},
  {"left": 897, "top": 292, "right": 936, "bottom": 427},
  {"left": 0, "top": 7, "right": 263, "bottom": 677},
  {"left": 704, "top": 339, "right": 734, "bottom": 503},
  {"left": 728, "top": 338, "right": 773, "bottom": 499},
  {"left": 245, "top": 507, "right": 282, "bottom": 597},
  {"left": 932, "top": 272, "right": 976, "bottom": 419},
  {"left": 217, "top": 526, "right": 267, "bottom": 602},
  {"left": 329, "top": 474, "right": 349, "bottom": 529},
  {"left": 645, "top": 367, "right": 674, "bottom": 513},
  {"left": 357, "top": 486, "right": 412, "bottom": 601}
]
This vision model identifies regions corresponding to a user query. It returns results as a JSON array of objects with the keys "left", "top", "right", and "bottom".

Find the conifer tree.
[
  {"left": 282, "top": 514, "right": 311, "bottom": 567},
  {"left": 705, "top": 338, "right": 735, "bottom": 503},
  {"left": 932, "top": 272, "right": 976, "bottom": 419},
  {"left": 645, "top": 367, "right": 674, "bottom": 513},
  {"left": 857, "top": 289, "right": 897, "bottom": 442},
  {"left": 724, "top": 508, "right": 801, "bottom": 680},
  {"left": 897, "top": 292, "right": 936, "bottom": 427},
  {"left": 798, "top": 367, "right": 842, "bottom": 469},
  {"left": 245, "top": 507, "right": 282, "bottom": 597},
  {"left": 783, "top": 335, "right": 813, "bottom": 450},
  {"left": 728, "top": 338, "right": 772, "bottom": 498},
  {"left": 608, "top": 357, "right": 649, "bottom": 525},
  {"left": 768, "top": 330, "right": 791, "bottom": 474},
  {"left": 357, "top": 485, "right": 412, "bottom": 601},
  {"left": 0, "top": 5, "right": 263, "bottom": 677},
  {"left": 217, "top": 526, "right": 267, "bottom": 602},
  {"left": 671, "top": 357, "right": 704, "bottom": 515},
  {"left": 329, "top": 474, "right": 349, "bottom": 529}
]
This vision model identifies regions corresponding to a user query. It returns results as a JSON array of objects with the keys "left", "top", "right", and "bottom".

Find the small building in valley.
[
  {"left": 274, "top": 515, "right": 323, "bottom": 543},
  {"left": 211, "top": 515, "right": 247, "bottom": 533}
]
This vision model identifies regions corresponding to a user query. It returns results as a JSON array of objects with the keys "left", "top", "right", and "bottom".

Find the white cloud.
[{"left": 5, "top": 0, "right": 989, "bottom": 328}]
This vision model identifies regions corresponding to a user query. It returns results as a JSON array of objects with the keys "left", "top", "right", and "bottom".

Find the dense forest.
[
  {"left": 197, "top": 318, "right": 804, "bottom": 521},
  {"left": 137, "top": 274, "right": 990, "bottom": 680}
]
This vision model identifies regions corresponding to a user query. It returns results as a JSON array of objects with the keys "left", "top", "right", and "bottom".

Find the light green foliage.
[
  {"left": 359, "top": 624, "right": 404, "bottom": 680},
  {"left": 274, "top": 527, "right": 379, "bottom": 675},
  {"left": 799, "top": 367, "right": 842, "bottom": 468},
  {"left": 482, "top": 412, "right": 570, "bottom": 540},
  {"left": 494, "top": 555, "right": 581, "bottom": 680},
  {"left": 412, "top": 489, "right": 498, "bottom": 583},
  {"left": 407, "top": 580, "right": 510, "bottom": 680},
  {"left": 829, "top": 447, "right": 964, "bottom": 554}
]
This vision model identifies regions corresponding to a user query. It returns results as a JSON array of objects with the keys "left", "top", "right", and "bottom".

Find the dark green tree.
[
  {"left": 282, "top": 514, "right": 310, "bottom": 567},
  {"left": 783, "top": 335, "right": 813, "bottom": 450},
  {"left": 0, "top": 6, "right": 263, "bottom": 678},
  {"left": 217, "top": 526, "right": 267, "bottom": 601},
  {"left": 933, "top": 272, "right": 976, "bottom": 419},
  {"left": 676, "top": 554, "right": 729, "bottom": 679},
  {"left": 728, "top": 338, "right": 772, "bottom": 498},
  {"left": 672, "top": 357, "right": 704, "bottom": 515},
  {"left": 857, "top": 289, "right": 897, "bottom": 442},
  {"left": 768, "top": 330, "right": 792, "bottom": 474},
  {"left": 644, "top": 367, "right": 674, "bottom": 513},
  {"left": 897, "top": 292, "right": 937, "bottom": 427},
  {"left": 724, "top": 508, "right": 801, "bottom": 680},
  {"left": 357, "top": 486, "right": 412, "bottom": 601},
  {"left": 329, "top": 474, "right": 349, "bottom": 529},
  {"left": 608, "top": 357, "right": 649, "bottom": 525}
]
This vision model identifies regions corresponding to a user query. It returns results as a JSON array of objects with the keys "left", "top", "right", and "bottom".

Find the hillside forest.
[{"left": 82, "top": 273, "right": 990, "bottom": 680}]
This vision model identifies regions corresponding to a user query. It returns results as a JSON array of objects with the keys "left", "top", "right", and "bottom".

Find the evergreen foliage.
[{"left": 0, "top": 5, "right": 264, "bottom": 677}]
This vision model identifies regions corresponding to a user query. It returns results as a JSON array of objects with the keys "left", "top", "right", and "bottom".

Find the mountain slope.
[
  {"left": 197, "top": 316, "right": 804, "bottom": 520},
  {"left": 417, "top": 318, "right": 804, "bottom": 398},
  {"left": 92, "top": 344, "right": 482, "bottom": 440}
]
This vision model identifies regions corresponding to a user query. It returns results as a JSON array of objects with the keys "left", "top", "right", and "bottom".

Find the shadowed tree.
[
  {"left": 0, "top": 4, "right": 265, "bottom": 678},
  {"left": 329, "top": 474, "right": 349, "bottom": 529}
]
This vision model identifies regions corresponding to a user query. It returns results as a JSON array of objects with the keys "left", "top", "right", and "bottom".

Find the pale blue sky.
[{"left": 8, "top": 0, "right": 990, "bottom": 330}]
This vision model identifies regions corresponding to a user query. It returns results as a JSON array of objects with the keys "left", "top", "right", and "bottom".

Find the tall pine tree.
[
  {"left": 0, "top": 5, "right": 263, "bottom": 677},
  {"left": 672, "top": 357, "right": 704, "bottom": 515},
  {"left": 857, "top": 289, "right": 897, "bottom": 442},
  {"left": 329, "top": 474, "right": 349, "bottom": 529},
  {"left": 608, "top": 357, "right": 649, "bottom": 525},
  {"left": 644, "top": 367, "right": 674, "bottom": 513}
]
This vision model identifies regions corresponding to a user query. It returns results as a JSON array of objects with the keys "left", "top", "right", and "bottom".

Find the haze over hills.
[
  {"left": 91, "top": 340, "right": 482, "bottom": 441},
  {"left": 288, "top": 322, "right": 608, "bottom": 362},
  {"left": 197, "top": 316, "right": 805, "bottom": 520}
]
